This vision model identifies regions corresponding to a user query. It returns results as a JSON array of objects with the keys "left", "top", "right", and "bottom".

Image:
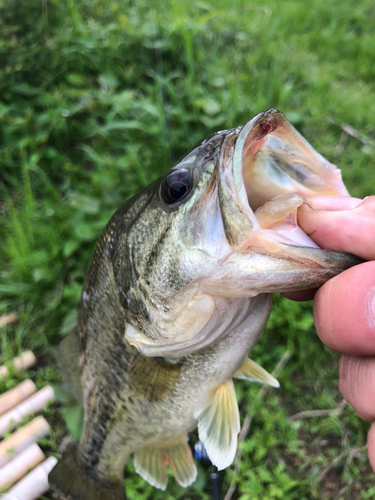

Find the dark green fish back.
[
  {"left": 58, "top": 327, "right": 83, "bottom": 402},
  {"left": 49, "top": 187, "right": 157, "bottom": 499},
  {"left": 79, "top": 185, "right": 156, "bottom": 358},
  {"left": 49, "top": 444, "right": 126, "bottom": 500}
]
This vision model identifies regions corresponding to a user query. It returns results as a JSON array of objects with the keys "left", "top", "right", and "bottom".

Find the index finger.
[{"left": 313, "top": 261, "right": 375, "bottom": 355}]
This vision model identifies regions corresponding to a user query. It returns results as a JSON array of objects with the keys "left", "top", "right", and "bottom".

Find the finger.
[
  {"left": 298, "top": 195, "right": 375, "bottom": 261},
  {"left": 281, "top": 289, "right": 316, "bottom": 301},
  {"left": 339, "top": 355, "right": 375, "bottom": 422},
  {"left": 284, "top": 195, "right": 370, "bottom": 302},
  {"left": 368, "top": 423, "right": 375, "bottom": 472},
  {"left": 313, "top": 262, "right": 375, "bottom": 355}
]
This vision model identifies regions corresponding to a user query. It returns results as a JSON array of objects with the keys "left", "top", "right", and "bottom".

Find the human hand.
[{"left": 285, "top": 195, "right": 375, "bottom": 471}]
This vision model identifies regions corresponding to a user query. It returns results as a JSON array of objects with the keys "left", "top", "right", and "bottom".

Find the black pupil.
[
  {"left": 161, "top": 169, "right": 192, "bottom": 205},
  {"left": 169, "top": 182, "right": 187, "bottom": 200}
]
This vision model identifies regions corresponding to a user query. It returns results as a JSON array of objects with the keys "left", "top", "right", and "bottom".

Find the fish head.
[{"left": 115, "top": 110, "right": 359, "bottom": 357}]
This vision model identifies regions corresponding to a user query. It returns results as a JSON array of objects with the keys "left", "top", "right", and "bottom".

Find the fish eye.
[{"left": 161, "top": 169, "right": 192, "bottom": 205}]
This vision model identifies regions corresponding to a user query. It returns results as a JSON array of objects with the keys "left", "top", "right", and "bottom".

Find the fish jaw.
[
  {"left": 236, "top": 109, "right": 348, "bottom": 213},
  {"left": 214, "top": 108, "right": 360, "bottom": 291},
  {"left": 201, "top": 244, "right": 361, "bottom": 299}
]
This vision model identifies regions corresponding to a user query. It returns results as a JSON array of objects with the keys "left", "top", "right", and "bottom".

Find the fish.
[{"left": 49, "top": 109, "right": 361, "bottom": 500}]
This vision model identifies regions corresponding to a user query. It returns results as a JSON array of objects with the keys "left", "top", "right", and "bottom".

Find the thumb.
[{"left": 297, "top": 195, "right": 375, "bottom": 261}]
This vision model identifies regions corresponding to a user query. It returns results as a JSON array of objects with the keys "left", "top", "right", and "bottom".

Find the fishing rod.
[{"left": 191, "top": 439, "right": 221, "bottom": 500}]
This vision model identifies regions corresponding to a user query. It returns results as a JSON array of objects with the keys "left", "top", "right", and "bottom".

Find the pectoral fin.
[
  {"left": 134, "top": 437, "right": 197, "bottom": 490},
  {"left": 129, "top": 355, "right": 181, "bottom": 403},
  {"left": 195, "top": 379, "right": 240, "bottom": 470},
  {"left": 234, "top": 357, "right": 279, "bottom": 388}
]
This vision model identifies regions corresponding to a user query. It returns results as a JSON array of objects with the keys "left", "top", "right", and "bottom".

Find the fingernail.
[
  {"left": 367, "top": 287, "right": 375, "bottom": 331},
  {"left": 305, "top": 195, "right": 362, "bottom": 211}
]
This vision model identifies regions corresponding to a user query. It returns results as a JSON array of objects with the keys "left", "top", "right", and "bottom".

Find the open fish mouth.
[{"left": 226, "top": 109, "right": 349, "bottom": 253}]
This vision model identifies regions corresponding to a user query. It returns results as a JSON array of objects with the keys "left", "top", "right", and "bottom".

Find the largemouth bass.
[{"left": 49, "top": 109, "right": 360, "bottom": 500}]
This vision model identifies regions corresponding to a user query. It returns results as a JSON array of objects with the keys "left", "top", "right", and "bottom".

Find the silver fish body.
[{"left": 49, "top": 110, "right": 360, "bottom": 500}]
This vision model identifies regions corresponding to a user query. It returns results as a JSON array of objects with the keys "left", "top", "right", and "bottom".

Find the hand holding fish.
[{"left": 292, "top": 195, "right": 375, "bottom": 471}]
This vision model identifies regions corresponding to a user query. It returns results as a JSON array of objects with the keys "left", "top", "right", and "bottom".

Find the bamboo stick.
[
  {"left": 0, "top": 380, "right": 37, "bottom": 417},
  {"left": 0, "top": 387, "right": 55, "bottom": 437},
  {"left": 0, "top": 416, "right": 50, "bottom": 467},
  {"left": 0, "top": 313, "right": 18, "bottom": 329},
  {"left": 1, "top": 456, "right": 57, "bottom": 500},
  {"left": 0, "top": 352, "right": 37, "bottom": 380},
  {"left": 0, "top": 443, "right": 45, "bottom": 490}
]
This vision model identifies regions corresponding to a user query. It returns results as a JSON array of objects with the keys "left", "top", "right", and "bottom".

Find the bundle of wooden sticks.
[{"left": 0, "top": 351, "right": 56, "bottom": 500}]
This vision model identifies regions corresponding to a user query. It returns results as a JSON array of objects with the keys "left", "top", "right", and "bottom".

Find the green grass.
[{"left": 1, "top": 0, "right": 375, "bottom": 498}]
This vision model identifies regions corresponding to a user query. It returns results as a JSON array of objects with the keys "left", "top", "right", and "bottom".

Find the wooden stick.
[
  {"left": 0, "top": 313, "right": 18, "bottom": 330},
  {"left": 0, "top": 380, "right": 37, "bottom": 417},
  {"left": 0, "top": 387, "right": 55, "bottom": 437},
  {"left": 0, "top": 443, "right": 45, "bottom": 490},
  {"left": 1, "top": 456, "right": 57, "bottom": 500},
  {"left": 0, "top": 416, "right": 50, "bottom": 467},
  {"left": 0, "top": 352, "right": 37, "bottom": 380}
]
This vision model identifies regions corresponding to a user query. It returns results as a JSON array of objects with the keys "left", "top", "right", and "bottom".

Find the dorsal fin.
[
  {"left": 234, "top": 358, "right": 279, "bottom": 388},
  {"left": 195, "top": 379, "right": 240, "bottom": 470},
  {"left": 133, "top": 446, "right": 168, "bottom": 490},
  {"left": 133, "top": 437, "right": 197, "bottom": 489}
]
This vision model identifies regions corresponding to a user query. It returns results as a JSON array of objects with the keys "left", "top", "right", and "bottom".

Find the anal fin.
[
  {"left": 134, "top": 446, "right": 168, "bottom": 490},
  {"left": 166, "top": 438, "right": 197, "bottom": 487},
  {"left": 134, "top": 436, "right": 197, "bottom": 490},
  {"left": 195, "top": 379, "right": 240, "bottom": 471},
  {"left": 234, "top": 358, "right": 279, "bottom": 388}
]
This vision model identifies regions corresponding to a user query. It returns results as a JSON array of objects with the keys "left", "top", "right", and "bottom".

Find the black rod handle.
[{"left": 210, "top": 471, "right": 221, "bottom": 500}]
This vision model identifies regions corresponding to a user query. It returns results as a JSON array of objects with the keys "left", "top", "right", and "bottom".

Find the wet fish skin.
[{"left": 49, "top": 110, "right": 361, "bottom": 499}]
